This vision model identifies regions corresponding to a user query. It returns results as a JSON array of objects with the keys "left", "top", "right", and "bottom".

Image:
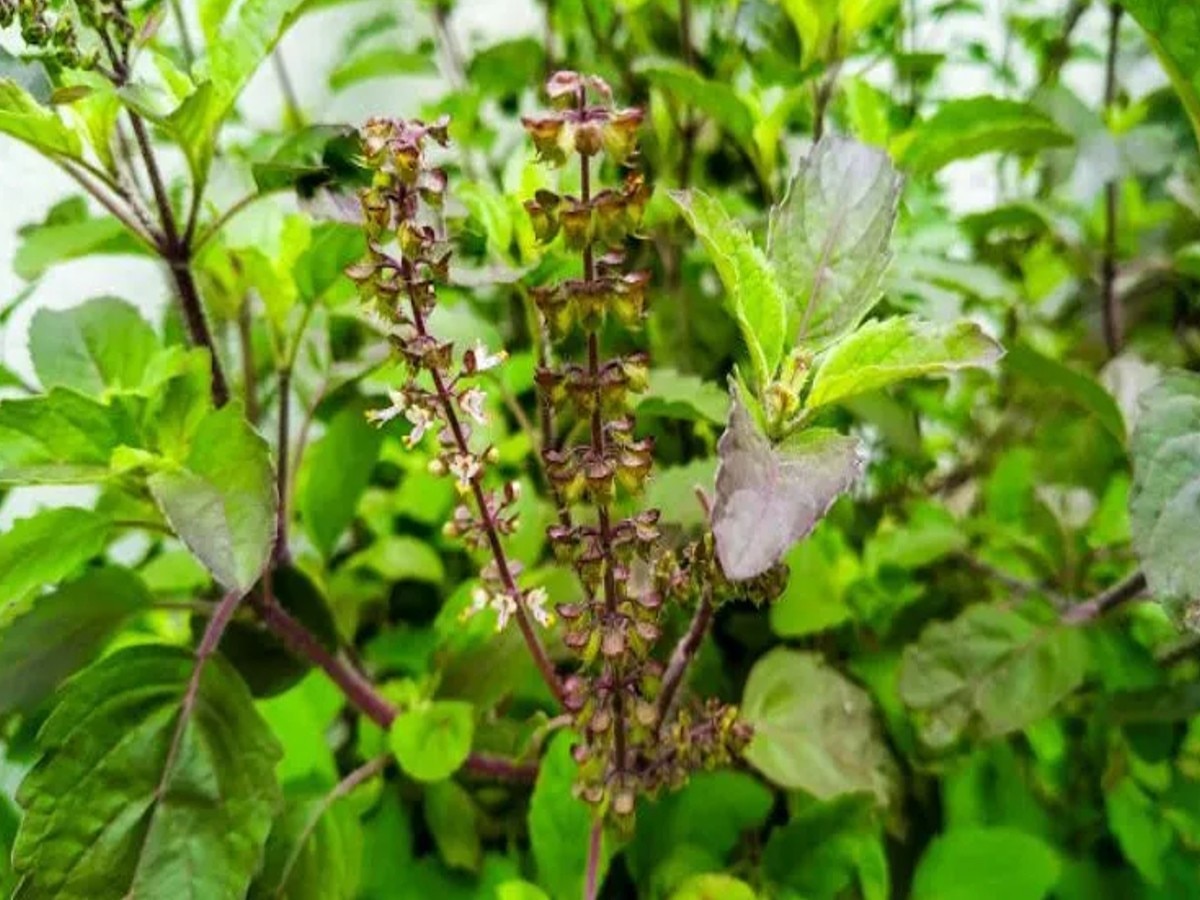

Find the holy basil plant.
[
  {"left": 675, "top": 136, "right": 1002, "bottom": 581},
  {"left": 3, "top": 0, "right": 1199, "bottom": 897}
]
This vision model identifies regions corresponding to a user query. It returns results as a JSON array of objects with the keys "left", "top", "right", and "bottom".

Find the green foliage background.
[{"left": 2, "top": 0, "right": 1200, "bottom": 898}]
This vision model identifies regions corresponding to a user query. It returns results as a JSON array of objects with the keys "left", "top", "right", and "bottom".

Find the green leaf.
[
  {"left": 249, "top": 125, "right": 360, "bottom": 196},
  {"left": 468, "top": 38, "right": 546, "bottom": 97},
  {"left": 900, "top": 96, "right": 1072, "bottom": 174},
  {"left": 762, "top": 795, "right": 888, "bottom": 900},
  {"left": 149, "top": 403, "right": 277, "bottom": 592},
  {"left": 0, "top": 49, "right": 51, "bottom": 101},
  {"left": 911, "top": 827, "right": 1061, "bottom": 900},
  {"left": 29, "top": 297, "right": 160, "bottom": 396},
  {"left": 388, "top": 701, "right": 474, "bottom": 782},
  {"left": 358, "top": 792, "right": 414, "bottom": 900},
  {"left": 0, "top": 506, "right": 110, "bottom": 608},
  {"left": 639, "top": 61, "right": 757, "bottom": 151},
  {"left": 425, "top": 779, "right": 481, "bottom": 872},
  {"left": 14, "top": 214, "right": 150, "bottom": 280},
  {"left": 300, "top": 403, "right": 383, "bottom": 558},
  {"left": 626, "top": 771, "right": 773, "bottom": 889},
  {"left": 0, "top": 388, "right": 139, "bottom": 483},
  {"left": 1119, "top": 1, "right": 1200, "bottom": 148},
  {"left": 898, "top": 605, "right": 1088, "bottom": 750},
  {"left": 201, "top": 0, "right": 308, "bottom": 122},
  {"left": 645, "top": 459, "right": 718, "bottom": 530},
  {"left": 670, "top": 189, "right": 788, "bottom": 390},
  {"left": 1005, "top": 342, "right": 1127, "bottom": 444},
  {"left": 806, "top": 316, "right": 1002, "bottom": 409},
  {"left": 769, "top": 135, "right": 904, "bottom": 351},
  {"left": 294, "top": 222, "right": 365, "bottom": 301},
  {"left": 497, "top": 882, "right": 552, "bottom": 900},
  {"left": 257, "top": 672, "right": 342, "bottom": 784},
  {"left": 250, "top": 789, "right": 364, "bottom": 900},
  {"left": 1105, "top": 778, "right": 1171, "bottom": 886},
  {"left": 670, "top": 874, "right": 757, "bottom": 900},
  {"left": 0, "top": 566, "right": 149, "bottom": 714},
  {"left": 741, "top": 649, "right": 896, "bottom": 806},
  {"left": 530, "top": 732, "right": 612, "bottom": 900},
  {"left": 713, "top": 391, "right": 863, "bottom": 580},
  {"left": 347, "top": 535, "right": 445, "bottom": 584},
  {"left": 168, "top": 0, "right": 309, "bottom": 182},
  {"left": 1129, "top": 370, "right": 1200, "bottom": 623},
  {"left": 12, "top": 644, "right": 282, "bottom": 897},
  {"left": 770, "top": 527, "right": 854, "bottom": 637},
  {"left": 329, "top": 47, "right": 434, "bottom": 91},
  {"left": 0, "top": 78, "right": 82, "bottom": 157},
  {"left": 636, "top": 369, "right": 730, "bottom": 425},
  {"left": 864, "top": 502, "right": 969, "bottom": 572}
]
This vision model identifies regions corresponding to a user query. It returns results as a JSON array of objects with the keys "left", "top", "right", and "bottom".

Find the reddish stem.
[
  {"left": 578, "top": 89, "right": 628, "bottom": 774},
  {"left": 656, "top": 589, "right": 714, "bottom": 728},
  {"left": 584, "top": 817, "right": 604, "bottom": 900}
]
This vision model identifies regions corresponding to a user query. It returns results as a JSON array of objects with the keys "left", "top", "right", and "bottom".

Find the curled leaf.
[{"left": 712, "top": 389, "right": 863, "bottom": 580}]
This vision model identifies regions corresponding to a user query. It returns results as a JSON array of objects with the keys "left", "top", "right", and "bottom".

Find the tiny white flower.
[
  {"left": 471, "top": 340, "right": 507, "bottom": 372},
  {"left": 493, "top": 592, "right": 518, "bottom": 631},
  {"left": 460, "top": 386, "right": 488, "bottom": 425},
  {"left": 470, "top": 586, "right": 490, "bottom": 614},
  {"left": 449, "top": 453, "right": 481, "bottom": 488},
  {"left": 525, "top": 587, "right": 553, "bottom": 628},
  {"left": 366, "top": 389, "right": 407, "bottom": 427},
  {"left": 404, "top": 405, "right": 433, "bottom": 447}
]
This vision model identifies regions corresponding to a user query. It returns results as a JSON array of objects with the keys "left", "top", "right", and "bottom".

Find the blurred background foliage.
[{"left": 2, "top": 0, "right": 1200, "bottom": 897}]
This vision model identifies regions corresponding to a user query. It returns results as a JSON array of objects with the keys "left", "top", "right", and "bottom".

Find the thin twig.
[
  {"left": 168, "top": 0, "right": 196, "bottom": 68},
  {"left": 52, "top": 158, "right": 160, "bottom": 251},
  {"left": 656, "top": 586, "right": 714, "bottom": 729},
  {"left": 584, "top": 817, "right": 604, "bottom": 900},
  {"left": 1100, "top": 2, "right": 1124, "bottom": 357},
  {"left": 1038, "top": 0, "right": 1087, "bottom": 87},
  {"left": 192, "top": 192, "right": 268, "bottom": 252},
  {"left": 461, "top": 753, "right": 539, "bottom": 783},
  {"left": 274, "top": 365, "right": 292, "bottom": 563},
  {"left": 959, "top": 555, "right": 1070, "bottom": 609},
  {"left": 238, "top": 298, "right": 260, "bottom": 421},
  {"left": 812, "top": 32, "right": 843, "bottom": 143},
  {"left": 273, "top": 49, "right": 304, "bottom": 128},
  {"left": 1062, "top": 570, "right": 1148, "bottom": 624}
]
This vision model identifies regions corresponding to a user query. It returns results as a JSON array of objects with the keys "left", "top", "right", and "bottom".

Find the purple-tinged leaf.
[{"left": 712, "top": 390, "right": 863, "bottom": 580}]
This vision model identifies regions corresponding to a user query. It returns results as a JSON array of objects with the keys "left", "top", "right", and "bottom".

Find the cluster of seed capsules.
[
  {"left": 348, "top": 116, "right": 551, "bottom": 633},
  {"left": 0, "top": 0, "right": 103, "bottom": 68},
  {"left": 522, "top": 72, "right": 751, "bottom": 820}
]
